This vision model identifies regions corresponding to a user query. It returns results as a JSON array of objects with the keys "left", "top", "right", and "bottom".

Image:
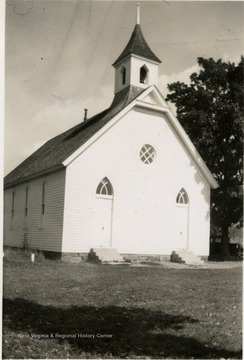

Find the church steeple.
[
  {"left": 136, "top": 3, "right": 140, "bottom": 25},
  {"left": 113, "top": 5, "right": 161, "bottom": 94}
]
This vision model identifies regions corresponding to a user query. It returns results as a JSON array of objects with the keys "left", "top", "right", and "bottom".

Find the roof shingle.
[
  {"left": 4, "top": 85, "right": 147, "bottom": 188},
  {"left": 113, "top": 24, "right": 161, "bottom": 66}
]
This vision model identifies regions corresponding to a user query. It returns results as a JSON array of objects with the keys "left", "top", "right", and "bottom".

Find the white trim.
[
  {"left": 63, "top": 85, "right": 218, "bottom": 189},
  {"left": 113, "top": 54, "right": 160, "bottom": 68},
  {"left": 93, "top": 196, "right": 113, "bottom": 247},
  {"left": 95, "top": 194, "right": 113, "bottom": 200},
  {"left": 62, "top": 102, "right": 135, "bottom": 167},
  {"left": 140, "top": 144, "right": 156, "bottom": 164},
  {"left": 175, "top": 203, "right": 189, "bottom": 250},
  {"left": 136, "top": 101, "right": 168, "bottom": 113},
  {"left": 176, "top": 203, "right": 189, "bottom": 208},
  {"left": 138, "top": 87, "right": 218, "bottom": 189},
  {"left": 176, "top": 188, "right": 189, "bottom": 205}
]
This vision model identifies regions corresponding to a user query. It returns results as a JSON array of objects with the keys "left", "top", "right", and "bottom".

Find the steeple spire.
[
  {"left": 136, "top": 3, "right": 140, "bottom": 25},
  {"left": 112, "top": 5, "right": 161, "bottom": 94},
  {"left": 112, "top": 24, "right": 161, "bottom": 67}
]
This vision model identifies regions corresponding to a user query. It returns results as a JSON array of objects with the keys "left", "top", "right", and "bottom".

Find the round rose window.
[{"left": 140, "top": 144, "right": 156, "bottom": 164}]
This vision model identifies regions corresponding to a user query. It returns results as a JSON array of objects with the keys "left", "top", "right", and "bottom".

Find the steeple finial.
[{"left": 136, "top": 3, "right": 140, "bottom": 25}]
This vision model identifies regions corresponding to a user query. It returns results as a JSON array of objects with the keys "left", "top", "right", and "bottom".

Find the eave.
[{"left": 4, "top": 164, "right": 65, "bottom": 189}]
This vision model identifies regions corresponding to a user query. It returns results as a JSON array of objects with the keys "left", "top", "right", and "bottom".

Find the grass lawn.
[{"left": 2, "top": 251, "right": 242, "bottom": 359}]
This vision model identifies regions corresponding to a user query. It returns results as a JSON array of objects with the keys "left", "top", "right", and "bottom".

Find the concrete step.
[
  {"left": 89, "top": 248, "right": 124, "bottom": 263},
  {"left": 171, "top": 249, "right": 205, "bottom": 265}
]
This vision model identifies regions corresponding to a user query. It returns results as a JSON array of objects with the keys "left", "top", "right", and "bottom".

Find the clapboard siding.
[
  {"left": 62, "top": 107, "right": 211, "bottom": 256},
  {"left": 4, "top": 169, "right": 66, "bottom": 252},
  {"left": 188, "top": 172, "right": 210, "bottom": 255},
  {"left": 4, "top": 185, "right": 26, "bottom": 248}
]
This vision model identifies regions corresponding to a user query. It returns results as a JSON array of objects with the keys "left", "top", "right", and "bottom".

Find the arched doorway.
[
  {"left": 92, "top": 177, "right": 113, "bottom": 248},
  {"left": 175, "top": 188, "right": 189, "bottom": 249}
]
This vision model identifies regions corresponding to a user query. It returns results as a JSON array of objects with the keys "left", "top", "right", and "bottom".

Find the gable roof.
[
  {"left": 4, "top": 85, "right": 146, "bottom": 188},
  {"left": 63, "top": 85, "right": 218, "bottom": 189},
  {"left": 112, "top": 24, "right": 161, "bottom": 66},
  {"left": 4, "top": 84, "right": 218, "bottom": 190}
]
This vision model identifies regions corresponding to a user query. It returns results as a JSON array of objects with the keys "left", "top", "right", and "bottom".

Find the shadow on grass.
[{"left": 3, "top": 297, "right": 242, "bottom": 359}]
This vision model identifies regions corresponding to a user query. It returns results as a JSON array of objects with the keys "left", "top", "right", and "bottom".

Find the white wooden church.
[{"left": 4, "top": 8, "right": 218, "bottom": 263}]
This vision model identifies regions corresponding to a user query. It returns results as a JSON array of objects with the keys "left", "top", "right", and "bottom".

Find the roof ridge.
[
  {"left": 64, "top": 108, "right": 110, "bottom": 141},
  {"left": 4, "top": 86, "right": 147, "bottom": 187}
]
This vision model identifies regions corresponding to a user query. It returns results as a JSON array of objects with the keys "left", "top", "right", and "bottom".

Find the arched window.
[
  {"left": 176, "top": 188, "right": 188, "bottom": 205},
  {"left": 121, "top": 66, "right": 126, "bottom": 85},
  {"left": 96, "top": 177, "right": 113, "bottom": 197},
  {"left": 140, "top": 65, "right": 148, "bottom": 84}
]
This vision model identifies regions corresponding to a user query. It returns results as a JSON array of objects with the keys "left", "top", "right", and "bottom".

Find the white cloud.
[
  {"left": 159, "top": 53, "right": 243, "bottom": 99},
  {"left": 159, "top": 64, "right": 201, "bottom": 98},
  {"left": 222, "top": 53, "right": 243, "bottom": 64},
  {"left": 32, "top": 84, "right": 113, "bottom": 137},
  {"left": 158, "top": 64, "right": 201, "bottom": 115},
  {"left": 158, "top": 53, "right": 243, "bottom": 116},
  {"left": 4, "top": 82, "right": 113, "bottom": 175}
]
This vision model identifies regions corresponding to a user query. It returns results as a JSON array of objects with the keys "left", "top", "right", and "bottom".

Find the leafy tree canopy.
[{"left": 166, "top": 57, "right": 243, "bottom": 255}]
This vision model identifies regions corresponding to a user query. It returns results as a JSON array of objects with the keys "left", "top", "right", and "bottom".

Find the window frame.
[
  {"left": 41, "top": 180, "right": 46, "bottom": 216},
  {"left": 10, "top": 190, "right": 15, "bottom": 229},
  {"left": 39, "top": 180, "right": 47, "bottom": 229},
  {"left": 23, "top": 186, "right": 29, "bottom": 229},
  {"left": 24, "top": 186, "right": 29, "bottom": 218},
  {"left": 121, "top": 66, "right": 126, "bottom": 85},
  {"left": 176, "top": 188, "right": 189, "bottom": 206},
  {"left": 140, "top": 65, "right": 148, "bottom": 84},
  {"left": 139, "top": 144, "right": 156, "bottom": 164},
  {"left": 96, "top": 177, "right": 113, "bottom": 199}
]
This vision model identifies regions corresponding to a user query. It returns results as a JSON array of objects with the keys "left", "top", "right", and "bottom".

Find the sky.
[{"left": 4, "top": 0, "right": 244, "bottom": 175}]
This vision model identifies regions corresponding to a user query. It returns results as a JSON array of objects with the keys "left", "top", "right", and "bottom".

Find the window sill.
[{"left": 95, "top": 194, "right": 113, "bottom": 199}]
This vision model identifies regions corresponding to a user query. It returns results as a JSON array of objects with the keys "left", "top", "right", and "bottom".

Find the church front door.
[
  {"left": 92, "top": 198, "right": 113, "bottom": 248},
  {"left": 175, "top": 206, "right": 189, "bottom": 249}
]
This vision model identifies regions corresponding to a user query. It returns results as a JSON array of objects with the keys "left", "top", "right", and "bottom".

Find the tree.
[{"left": 166, "top": 57, "right": 243, "bottom": 258}]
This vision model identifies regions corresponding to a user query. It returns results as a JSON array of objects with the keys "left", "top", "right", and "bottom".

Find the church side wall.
[
  {"left": 62, "top": 107, "right": 211, "bottom": 257},
  {"left": 188, "top": 172, "right": 210, "bottom": 255},
  {"left": 4, "top": 169, "right": 66, "bottom": 252}
]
